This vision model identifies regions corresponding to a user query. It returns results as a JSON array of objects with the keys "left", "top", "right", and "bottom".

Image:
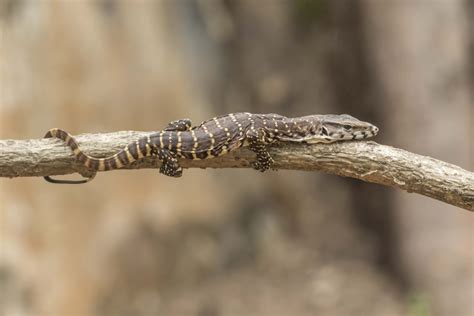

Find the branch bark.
[{"left": 1, "top": 131, "right": 473, "bottom": 211}]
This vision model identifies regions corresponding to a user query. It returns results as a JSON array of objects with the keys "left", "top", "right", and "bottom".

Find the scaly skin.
[{"left": 43, "top": 112, "right": 379, "bottom": 183}]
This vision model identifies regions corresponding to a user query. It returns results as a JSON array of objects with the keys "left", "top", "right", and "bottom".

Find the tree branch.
[{"left": 1, "top": 131, "right": 473, "bottom": 211}]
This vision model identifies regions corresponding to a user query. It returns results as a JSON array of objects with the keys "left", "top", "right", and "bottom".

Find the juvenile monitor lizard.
[{"left": 43, "top": 113, "right": 379, "bottom": 184}]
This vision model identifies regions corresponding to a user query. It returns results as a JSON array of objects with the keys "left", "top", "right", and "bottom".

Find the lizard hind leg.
[{"left": 164, "top": 119, "right": 192, "bottom": 132}]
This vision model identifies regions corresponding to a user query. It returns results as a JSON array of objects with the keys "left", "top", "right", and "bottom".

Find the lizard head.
[{"left": 283, "top": 114, "right": 379, "bottom": 144}]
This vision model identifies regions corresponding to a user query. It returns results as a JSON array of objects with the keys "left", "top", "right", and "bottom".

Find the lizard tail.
[{"left": 43, "top": 128, "right": 148, "bottom": 184}]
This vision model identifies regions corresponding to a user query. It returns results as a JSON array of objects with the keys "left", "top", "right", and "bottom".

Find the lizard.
[{"left": 43, "top": 113, "right": 379, "bottom": 184}]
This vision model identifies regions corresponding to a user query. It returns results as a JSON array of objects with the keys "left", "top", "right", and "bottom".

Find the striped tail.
[{"left": 43, "top": 128, "right": 152, "bottom": 184}]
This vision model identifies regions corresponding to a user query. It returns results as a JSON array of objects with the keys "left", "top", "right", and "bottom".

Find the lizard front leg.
[
  {"left": 246, "top": 128, "right": 275, "bottom": 172},
  {"left": 152, "top": 146, "right": 183, "bottom": 177}
]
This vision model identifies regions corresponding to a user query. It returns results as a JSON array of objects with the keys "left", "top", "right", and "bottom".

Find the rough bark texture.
[{"left": 1, "top": 132, "right": 472, "bottom": 211}]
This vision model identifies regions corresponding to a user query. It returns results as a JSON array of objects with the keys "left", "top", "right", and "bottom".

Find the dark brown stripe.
[
  {"left": 161, "top": 132, "right": 170, "bottom": 149},
  {"left": 109, "top": 157, "right": 118, "bottom": 169},
  {"left": 57, "top": 129, "right": 68, "bottom": 140},
  {"left": 127, "top": 143, "right": 139, "bottom": 160},
  {"left": 69, "top": 140, "right": 78, "bottom": 150},
  {"left": 169, "top": 134, "right": 178, "bottom": 150},
  {"left": 103, "top": 159, "right": 111, "bottom": 171},
  {"left": 138, "top": 138, "right": 148, "bottom": 156},
  {"left": 149, "top": 133, "right": 160, "bottom": 147},
  {"left": 118, "top": 151, "right": 129, "bottom": 165},
  {"left": 77, "top": 152, "right": 88, "bottom": 163},
  {"left": 54, "top": 129, "right": 62, "bottom": 138},
  {"left": 179, "top": 132, "right": 193, "bottom": 152},
  {"left": 89, "top": 159, "right": 99, "bottom": 170}
]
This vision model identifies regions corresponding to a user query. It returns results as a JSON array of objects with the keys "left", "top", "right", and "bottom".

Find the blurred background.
[{"left": 0, "top": 0, "right": 473, "bottom": 315}]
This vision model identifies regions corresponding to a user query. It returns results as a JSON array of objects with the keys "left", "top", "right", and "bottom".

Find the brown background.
[{"left": 1, "top": 1, "right": 473, "bottom": 315}]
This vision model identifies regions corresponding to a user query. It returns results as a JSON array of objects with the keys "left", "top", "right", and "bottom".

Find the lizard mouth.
[
  {"left": 347, "top": 126, "right": 379, "bottom": 140},
  {"left": 349, "top": 128, "right": 378, "bottom": 140}
]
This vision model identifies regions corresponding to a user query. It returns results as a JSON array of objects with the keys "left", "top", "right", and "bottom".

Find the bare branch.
[{"left": 0, "top": 131, "right": 473, "bottom": 211}]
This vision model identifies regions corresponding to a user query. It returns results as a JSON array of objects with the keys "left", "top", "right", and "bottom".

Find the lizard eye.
[
  {"left": 321, "top": 126, "right": 329, "bottom": 136},
  {"left": 343, "top": 125, "right": 352, "bottom": 131}
]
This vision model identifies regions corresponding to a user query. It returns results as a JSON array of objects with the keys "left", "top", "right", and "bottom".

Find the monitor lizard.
[{"left": 43, "top": 113, "right": 379, "bottom": 184}]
